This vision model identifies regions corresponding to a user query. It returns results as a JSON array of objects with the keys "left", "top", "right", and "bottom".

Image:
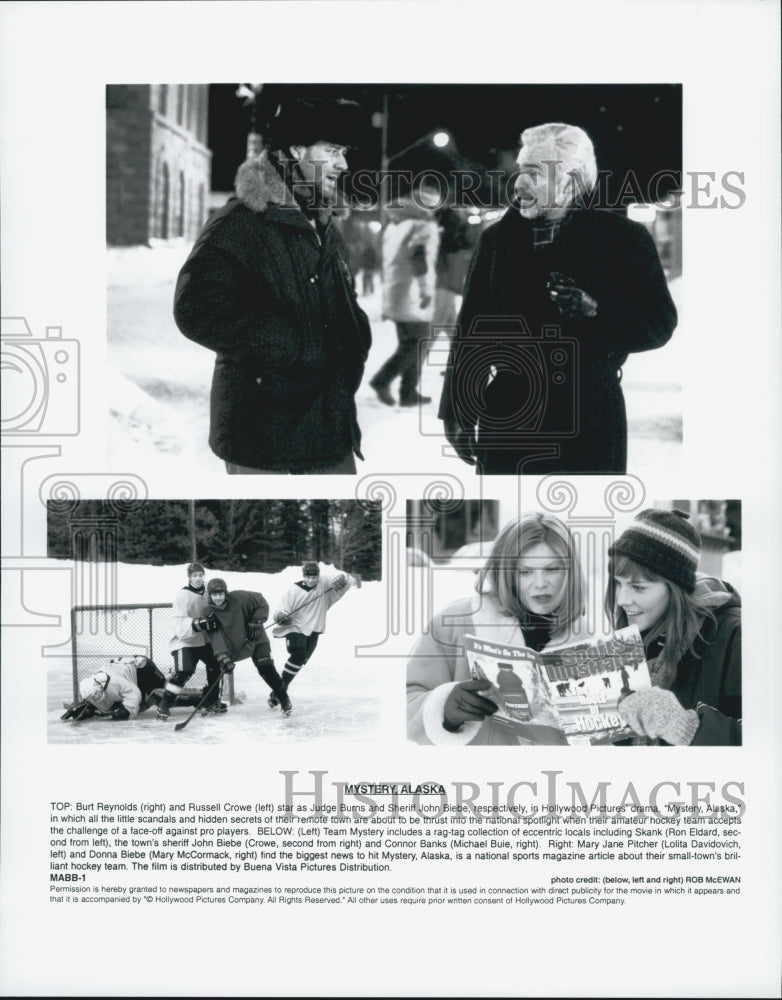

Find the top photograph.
[{"left": 106, "top": 82, "right": 684, "bottom": 478}]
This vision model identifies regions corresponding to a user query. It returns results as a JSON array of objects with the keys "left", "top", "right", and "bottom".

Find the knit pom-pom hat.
[{"left": 608, "top": 509, "right": 701, "bottom": 593}]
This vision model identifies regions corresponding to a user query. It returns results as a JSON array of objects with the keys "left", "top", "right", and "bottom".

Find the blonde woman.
[{"left": 407, "top": 512, "right": 586, "bottom": 745}]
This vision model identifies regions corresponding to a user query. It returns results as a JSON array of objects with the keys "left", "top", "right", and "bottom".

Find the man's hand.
[
  {"left": 216, "top": 653, "right": 235, "bottom": 673},
  {"left": 333, "top": 574, "right": 349, "bottom": 591},
  {"left": 274, "top": 612, "right": 293, "bottom": 627},
  {"left": 547, "top": 271, "right": 598, "bottom": 318},
  {"left": 110, "top": 703, "right": 131, "bottom": 721},
  {"left": 443, "top": 679, "right": 498, "bottom": 732},
  {"left": 192, "top": 614, "right": 218, "bottom": 633},
  {"left": 443, "top": 418, "right": 477, "bottom": 466}
]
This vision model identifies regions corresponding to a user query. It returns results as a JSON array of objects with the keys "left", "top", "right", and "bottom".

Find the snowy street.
[{"left": 107, "top": 244, "right": 682, "bottom": 481}]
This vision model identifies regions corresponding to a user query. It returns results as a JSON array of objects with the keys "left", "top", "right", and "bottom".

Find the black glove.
[
  {"left": 192, "top": 615, "right": 218, "bottom": 633},
  {"left": 443, "top": 417, "right": 477, "bottom": 466},
  {"left": 275, "top": 612, "right": 293, "bottom": 627},
  {"left": 443, "top": 679, "right": 498, "bottom": 732},
  {"left": 110, "top": 703, "right": 131, "bottom": 721},
  {"left": 63, "top": 700, "right": 96, "bottom": 721},
  {"left": 547, "top": 271, "right": 598, "bottom": 318},
  {"left": 217, "top": 653, "right": 235, "bottom": 673}
]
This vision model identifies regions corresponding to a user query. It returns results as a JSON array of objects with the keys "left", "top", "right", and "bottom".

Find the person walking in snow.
[
  {"left": 173, "top": 92, "right": 371, "bottom": 474},
  {"left": 157, "top": 562, "right": 225, "bottom": 719},
  {"left": 270, "top": 561, "right": 352, "bottom": 705},
  {"left": 369, "top": 180, "right": 442, "bottom": 407},
  {"left": 205, "top": 578, "right": 292, "bottom": 716}
]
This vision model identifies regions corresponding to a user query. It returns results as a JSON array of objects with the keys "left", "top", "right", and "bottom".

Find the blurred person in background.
[{"left": 369, "top": 179, "right": 442, "bottom": 407}]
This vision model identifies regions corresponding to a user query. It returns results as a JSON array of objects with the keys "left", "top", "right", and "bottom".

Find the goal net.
[{"left": 69, "top": 603, "right": 237, "bottom": 704}]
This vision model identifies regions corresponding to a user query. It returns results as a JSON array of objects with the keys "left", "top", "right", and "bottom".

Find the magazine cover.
[{"left": 465, "top": 627, "right": 650, "bottom": 745}]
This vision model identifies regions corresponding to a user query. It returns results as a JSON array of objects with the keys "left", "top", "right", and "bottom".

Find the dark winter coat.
[
  {"left": 173, "top": 152, "right": 372, "bottom": 472},
  {"left": 207, "top": 589, "right": 270, "bottom": 662},
  {"left": 650, "top": 581, "right": 742, "bottom": 746},
  {"left": 439, "top": 207, "right": 677, "bottom": 474},
  {"left": 435, "top": 207, "right": 476, "bottom": 294}
]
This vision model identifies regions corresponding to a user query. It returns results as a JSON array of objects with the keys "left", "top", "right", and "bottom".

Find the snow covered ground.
[
  {"left": 48, "top": 562, "right": 388, "bottom": 746},
  {"left": 107, "top": 246, "right": 683, "bottom": 480}
]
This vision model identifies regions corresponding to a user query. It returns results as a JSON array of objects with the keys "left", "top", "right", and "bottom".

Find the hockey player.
[
  {"left": 71, "top": 655, "right": 167, "bottom": 720},
  {"left": 270, "top": 561, "right": 352, "bottom": 706},
  {"left": 158, "top": 562, "right": 225, "bottom": 720},
  {"left": 205, "top": 578, "right": 292, "bottom": 716}
]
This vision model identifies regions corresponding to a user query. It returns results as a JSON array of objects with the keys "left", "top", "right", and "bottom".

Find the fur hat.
[
  {"left": 264, "top": 96, "right": 362, "bottom": 150},
  {"left": 609, "top": 509, "right": 701, "bottom": 593}
]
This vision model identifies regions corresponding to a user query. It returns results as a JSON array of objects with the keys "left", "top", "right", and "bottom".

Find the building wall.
[{"left": 107, "top": 84, "right": 211, "bottom": 246}]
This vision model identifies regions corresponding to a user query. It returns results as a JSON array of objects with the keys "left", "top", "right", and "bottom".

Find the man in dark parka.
[
  {"left": 439, "top": 122, "right": 677, "bottom": 475},
  {"left": 174, "top": 96, "right": 371, "bottom": 474}
]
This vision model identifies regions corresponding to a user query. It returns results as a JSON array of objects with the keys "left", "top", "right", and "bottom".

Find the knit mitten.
[{"left": 618, "top": 688, "right": 699, "bottom": 745}]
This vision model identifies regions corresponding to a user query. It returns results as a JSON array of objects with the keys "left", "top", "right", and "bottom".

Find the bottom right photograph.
[{"left": 405, "top": 498, "right": 741, "bottom": 747}]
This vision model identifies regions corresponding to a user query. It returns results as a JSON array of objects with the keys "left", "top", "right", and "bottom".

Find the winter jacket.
[
  {"left": 174, "top": 151, "right": 372, "bottom": 472},
  {"left": 381, "top": 199, "right": 440, "bottom": 323},
  {"left": 435, "top": 207, "right": 476, "bottom": 294},
  {"left": 647, "top": 578, "right": 741, "bottom": 746},
  {"left": 169, "top": 584, "right": 210, "bottom": 653},
  {"left": 80, "top": 660, "right": 143, "bottom": 717},
  {"left": 407, "top": 592, "right": 570, "bottom": 746},
  {"left": 207, "top": 589, "right": 270, "bottom": 662},
  {"left": 439, "top": 207, "right": 677, "bottom": 474},
  {"left": 272, "top": 572, "right": 350, "bottom": 638}
]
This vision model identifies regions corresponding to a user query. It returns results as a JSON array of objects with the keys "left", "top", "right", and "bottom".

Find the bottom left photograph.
[{"left": 45, "top": 498, "right": 382, "bottom": 744}]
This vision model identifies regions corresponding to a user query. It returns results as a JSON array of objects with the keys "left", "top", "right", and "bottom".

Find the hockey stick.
[
  {"left": 274, "top": 578, "right": 348, "bottom": 626},
  {"left": 174, "top": 667, "right": 228, "bottom": 732}
]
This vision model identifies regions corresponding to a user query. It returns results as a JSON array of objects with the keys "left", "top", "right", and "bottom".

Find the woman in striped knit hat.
[{"left": 605, "top": 509, "right": 741, "bottom": 746}]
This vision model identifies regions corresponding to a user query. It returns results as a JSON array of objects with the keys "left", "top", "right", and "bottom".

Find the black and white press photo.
[
  {"left": 107, "top": 82, "right": 684, "bottom": 481},
  {"left": 46, "top": 499, "right": 382, "bottom": 743},
  {"left": 3, "top": 2, "right": 780, "bottom": 998}
]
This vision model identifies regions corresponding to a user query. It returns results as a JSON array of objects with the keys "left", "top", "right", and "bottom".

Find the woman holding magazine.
[
  {"left": 606, "top": 508, "right": 741, "bottom": 746},
  {"left": 406, "top": 512, "right": 587, "bottom": 745}
]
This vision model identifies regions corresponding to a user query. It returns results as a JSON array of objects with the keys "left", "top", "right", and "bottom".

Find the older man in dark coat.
[
  {"left": 174, "top": 95, "right": 371, "bottom": 474},
  {"left": 439, "top": 122, "right": 677, "bottom": 475}
]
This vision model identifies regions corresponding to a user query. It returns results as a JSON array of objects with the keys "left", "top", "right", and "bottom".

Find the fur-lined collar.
[
  {"left": 234, "top": 150, "right": 330, "bottom": 230},
  {"left": 235, "top": 150, "right": 294, "bottom": 212}
]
